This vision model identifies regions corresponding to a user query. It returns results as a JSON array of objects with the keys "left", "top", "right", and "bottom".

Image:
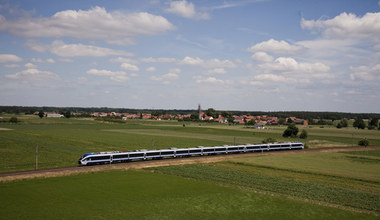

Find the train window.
[
  {"left": 91, "top": 156, "right": 110, "bottom": 160},
  {"left": 146, "top": 152, "right": 160, "bottom": 156},
  {"left": 130, "top": 153, "right": 144, "bottom": 157},
  {"left": 176, "top": 150, "right": 188, "bottom": 154},
  {"left": 203, "top": 148, "right": 214, "bottom": 152},
  {"left": 161, "top": 151, "right": 174, "bottom": 155},
  {"left": 189, "top": 150, "right": 201, "bottom": 153},
  {"left": 229, "top": 147, "right": 238, "bottom": 151},
  {"left": 113, "top": 154, "right": 129, "bottom": 159}
]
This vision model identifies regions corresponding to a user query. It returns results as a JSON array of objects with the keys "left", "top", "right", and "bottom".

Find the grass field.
[
  {"left": 1, "top": 114, "right": 380, "bottom": 172},
  {"left": 1, "top": 114, "right": 379, "bottom": 219},
  {"left": 150, "top": 150, "right": 380, "bottom": 216},
  {"left": 0, "top": 169, "right": 377, "bottom": 219}
]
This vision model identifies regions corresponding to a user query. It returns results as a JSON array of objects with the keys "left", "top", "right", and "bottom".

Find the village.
[{"left": 85, "top": 111, "right": 308, "bottom": 128}]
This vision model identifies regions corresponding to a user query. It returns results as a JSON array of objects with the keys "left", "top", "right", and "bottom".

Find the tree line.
[{"left": 1, "top": 106, "right": 380, "bottom": 120}]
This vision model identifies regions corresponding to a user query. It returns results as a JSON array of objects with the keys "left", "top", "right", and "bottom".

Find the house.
[{"left": 46, "top": 113, "right": 64, "bottom": 118}]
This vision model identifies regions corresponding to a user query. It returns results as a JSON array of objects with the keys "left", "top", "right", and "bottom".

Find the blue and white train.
[{"left": 78, "top": 142, "right": 304, "bottom": 166}]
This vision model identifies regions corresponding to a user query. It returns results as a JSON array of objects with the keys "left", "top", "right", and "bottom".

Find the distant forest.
[{"left": 1, "top": 106, "right": 379, "bottom": 120}]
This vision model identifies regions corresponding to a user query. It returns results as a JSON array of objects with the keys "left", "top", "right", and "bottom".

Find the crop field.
[
  {"left": 0, "top": 168, "right": 378, "bottom": 219},
  {"left": 150, "top": 150, "right": 380, "bottom": 217},
  {"left": 1, "top": 115, "right": 379, "bottom": 219},
  {"left": 1, "top": 115, "right": 380, "bottom": 172}
]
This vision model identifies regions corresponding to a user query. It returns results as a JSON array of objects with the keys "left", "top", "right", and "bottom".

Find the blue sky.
[{"left": 0, "top": 0, "right": 379, "bottom": 112}]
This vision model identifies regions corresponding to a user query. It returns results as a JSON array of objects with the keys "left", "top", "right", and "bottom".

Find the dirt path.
[{"left": 1, "top": 145, "right": 379, "bottom": 182}]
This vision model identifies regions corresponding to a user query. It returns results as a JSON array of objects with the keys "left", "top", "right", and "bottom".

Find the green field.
[
  {"left": 1, "top": 115, "right": 380, "bottom": 172},
  {"left": 0, "top": 169, "right": 377, "bottom": 219},
  {"left": 1, "top": 115, "right": 380, "bottom": 219},
  {"left": 150, "top": 150, "right": 380, "bottom": 216}
]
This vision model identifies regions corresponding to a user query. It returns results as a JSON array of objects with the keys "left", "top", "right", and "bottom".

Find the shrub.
[
  {"left": 282, "top": 124, "right": 298, "bottom": 138},
  {"left": 299, "top": 130, "right": 308, "bottom": 139},
  {"left": 262, "top": 137, "right": 277, "bottom": 144},
  {"left": 9, "top": 117, "right": 18, "bottom": 123},
  {"left": 358, "top": 139, "right": 369, "bottom": 147}
]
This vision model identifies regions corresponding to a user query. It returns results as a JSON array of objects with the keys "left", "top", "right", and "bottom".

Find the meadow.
[
  {"left": 0, "top": 168, "right": 378, "bottom": 219},
  {"left": 0, "top": 114, "right": 380, "bottom": 172},
  {"left": 150, "top": 149, "right": 380, "bottom": 216},
  {"left": 1, "top": 115, "right": 379, "bottom": 218}
]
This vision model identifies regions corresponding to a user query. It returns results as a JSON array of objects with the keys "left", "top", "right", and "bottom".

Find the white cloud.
[
  {"left": 25, "top": 63, "right": 37, "bottom": 68},
  {"left": 146, "top": 67, "right": 156, "bottom": 72},
  {"left": 31, "top": 58, "right": 56, "bottom": 63},
  {"left": 248, "top": 39, "right": 303, "bottom": 54},
  {"left": 0, "top": 6, "right": 175, "bottom": 45},
  {"left": 166, "top": 0, "right": 209, "bottom": 20},
  {"left": 110, "top": 57, "right": 138, "bottom": 64},
  {"left": 86, "top": 69, "right": 129, "bottom": 82},
  {"left": 141, "top": 56, "right": 237, "bottom": 69},
  {"left": 150, "top": 69, "right": 180, "bottom": 82},
  {"left": 206, "top": 68, "right": 227, "bottom": 75},
  {"left": 120, "top": 63, "right": 139, "bottom": 71},
  {"left": 251, "top": 52, "right": 274, "bottom": 62},
  {"left": 179, "top": 56, "right": 237, "bottom": 68},
  {"left": 141, "top": 57, "right": 176, "bottom": 63},
  {"left": 5, "top": 68, "right": 60, "bottom": 80},
  {"left": 258, "top": 57, "right": 330, "bottom": 74},
  {"left": 193, "top": 76, "right": 232, "bottom": 85},
  {"left": 0, "top": 54, "right": 22, "bottom": 63},
  {"left": 349, "top": 64, "right": 380, "bottom": 81},
  {"left": 301, "top": 12, "right": 380, "bottom": 40},
  {"left": 59, "top": 58, "right": 73, "bottom": 63},
  {"left": 3, "top": 64, "right": 20, "bottom": 68},
  {"left": 254, "top": 74, "right": 287, "bottom": 82},
  {"left": 27, "top": 40, "right": 133, "bottom": 57}
]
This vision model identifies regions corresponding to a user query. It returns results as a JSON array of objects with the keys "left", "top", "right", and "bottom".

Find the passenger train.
[{"left": 78, "top": 142, "right": 304, "bottom": 166}]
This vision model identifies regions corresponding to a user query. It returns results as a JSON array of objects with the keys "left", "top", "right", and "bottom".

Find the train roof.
[{"left": 83, "top": 142, "right": 304, "bottom": 156}]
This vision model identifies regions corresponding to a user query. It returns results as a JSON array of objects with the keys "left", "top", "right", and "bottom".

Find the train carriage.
[{"left": 78, "top": 142, "right": 304, "bottom": 165}]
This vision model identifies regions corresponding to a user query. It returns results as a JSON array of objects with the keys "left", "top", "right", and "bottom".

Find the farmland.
[
  {"left": 0, "top": 167, "right": 378, "bottom": 219},
  {"left": 1, "top": 114, "right": 380, "bottom": 172},
  {"left": 1, "top": 115, "right": 380, "bottom": 218},
  {"left": 150, "top": 150, "right": 380, "bottom": 216}
]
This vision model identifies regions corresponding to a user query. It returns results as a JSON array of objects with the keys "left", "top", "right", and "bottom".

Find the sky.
[{"left": 0, "top": 0, "right": 379, "bottom": 113}]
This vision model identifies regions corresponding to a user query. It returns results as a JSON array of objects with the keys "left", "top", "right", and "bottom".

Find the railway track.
[{"left": 1, "top": 145, "right": 379, "bottom": 182}]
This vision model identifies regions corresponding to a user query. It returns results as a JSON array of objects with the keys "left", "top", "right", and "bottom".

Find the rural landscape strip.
[{"left": 1, "top": 145, "right": 379, "bottom": 182}]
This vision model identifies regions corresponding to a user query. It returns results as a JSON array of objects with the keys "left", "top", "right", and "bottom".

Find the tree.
[
  {"left": 221, "top": 111, "right": 232, "bottom": 118},
  {"left": 358, "top": 138, "right": 369, "bottom": 147},
  {"left": 278, "top": 118, "right": 286, "bottom": 125},
  {"left": 38, "top": 111, "right": 44, "bottom": 118},
  {"left": 282, "top": 124, "right": 299, "bottom": 138},
  {"left": 9, "top": 117, "right": 18, "bottom": 123},
  {"left": 368, "top": 118, "right": 379, "bottom": 130},
  {"left": 152, "top": 111, "right": 162, "bottom": 117},
  {"left": 206, "top": 108, "right": 218, "bottom": 118},
  {"left": 287, "top": 118, "right": 293, "bottom": 124},
  {"left": 227, "top": 117, "right": 234, "bottom": 124},
  {"left": 353, "top": 118, "right": 365, "bottom": 129},
  {"left": 317, "top": 119, "right": 327, "bottom": 125},
  {"left": 64, "top": 111, "right": 71, "bottom": 118},
  {"left": 341, "top": 118, "right": 348, "bottom": 127},
  {"left": 299, "top": 130, "right": 308, "bottom": 139},
  {"left": 190, "top": 112, "right": 199, "bottom": 120},
  {"left": 247, "top": 119, "right": 255, "bottom": 126}
]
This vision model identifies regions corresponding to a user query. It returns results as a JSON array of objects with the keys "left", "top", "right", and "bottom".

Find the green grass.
[
  {"left": 150, "top": 150, "right": 380, "bottom": 215},
  {"left": 0, "top": 169, "right": 376, "bottom": 219},
  {"left": 1, "top": 115, "right": 380, "bottom": 172}
]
